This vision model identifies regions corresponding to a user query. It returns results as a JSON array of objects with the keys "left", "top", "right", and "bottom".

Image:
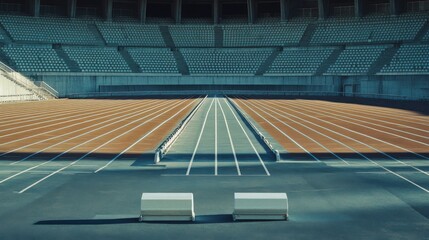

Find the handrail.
[{"left": 67, "top": 90, "right": 422, "bottom": 101}]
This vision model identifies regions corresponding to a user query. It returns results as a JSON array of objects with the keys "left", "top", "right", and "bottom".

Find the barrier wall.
[{"left": 33, "top": 73, "right": 429, "bottom": 100}]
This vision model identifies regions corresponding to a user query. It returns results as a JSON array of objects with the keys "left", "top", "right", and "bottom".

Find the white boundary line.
[
  {"left": 271, "top": 100, "right": 429, "bottom": 161},
  {"left": 18, "top": 98, "right": 199, "bottom": 193},
  {"left": 234, "top": 98, "right": 320, "bottom": 162},
  {"left": 253, "top": 99, "right": 429, "bottom": 194},
  {"left": 218, "top": 97, "right": 241, "bottom": 175},
  {"left": 294, "top": 101, "right": 429, "bottom": 136},
  {"left": 186, "top": 98, "right": 215, "bottom": 176},
  {"left": 320, "top": 101, "right": 429, "bottom": 127},
  {"left": 288, "top": 101, "right": 429, "bottom": 144},
  {"left": 242, "top": 99, "right": 350, "bottom": 165},
  {"left": 94, "top": 98, "right": 199, "bottom": 173},
  {"left": 215, "top": 96, "right": 218, "bottom": 176},
  {"left": 0, "top": 100, "right": 177, "bottom": 184},
  {"left": 0, "top": 100, "right": 157, "bottom": 147},
  {"left": 0, "top": 100, "right": 145, "bottom": 139},
  {"left": 224, "top": 98, "right": 270, "bottom": 176},
  {"left": 260, "top": 99, "right": 429, "bottom": 176},
  {"left": 9, "top": 100, "right": 170, "bottom": 165},
  {"left": 0, "top": 101, "right": 113, "bottom": 129}
]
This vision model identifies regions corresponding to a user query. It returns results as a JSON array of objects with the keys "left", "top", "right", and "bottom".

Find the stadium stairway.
[
  {"left": 368, "top": 44, "right": 400, "bottom": 75},
  {"left": 415, "top": 19, "right": 429, "bottom": 42},
  {"left": 160, "top": 26, "right": 176, "bottom": 48},
  {"left": 0, "top": 22, "right": 12, "bottom": 44},
  {"left": 88, "top": 24, "right": 107, "bottom": 46},
  {"left": 214, "top": 26, "right": 223, "bottom": 48},
  {"left": 299, "top": 23, "right": 317, "bottom": 47},
  {"left": 0, "top": 47, "right": 16, "bottom": 68},
  {"left": 118, "top": 47, "right": 142, "bottom": 73},
  {"left": 173, "top": 49, "right": 189, "bottom": 75},
  {"left": 256, "top": 48, "right": 282, "bottom": 76},
  {"left": 316, "top": 46, "right": 344, "bottom": 75},
  {"left": 54, "top": 45, "right": 81, "bottom": 72}
]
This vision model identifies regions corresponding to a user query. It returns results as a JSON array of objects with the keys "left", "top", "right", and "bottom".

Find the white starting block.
[
  {"left": 140, "top": 193, "right": 195, "bottom": 222},
  {"left": 233, "top": 193, "right": 288, "bottom": 221}
]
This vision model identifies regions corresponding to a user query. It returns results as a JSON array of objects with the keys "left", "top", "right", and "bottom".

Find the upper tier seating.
[
  {"left": 127, "top": 48, "right": 179, "bottom": 74},
  {"left": 381, "top": 44, "right": 429, "bottom": 73},
  {"left": 223, "top": 24, "right": 307, "bottom": 47},
  {"left": 96, "top": 22, "right": 165, "bottom": 46},
  {"left": 2, "top": 45, "right": 69, "bottom": 72},
  {"left": 63, "top": 47, "right": 131, "bottom": 73},
  {"left": 180, "top": 48, "right": 272, "bottom": 75},
  {"left": 327, "top": 45, "right": 389, "bottom": 74},
  {"left": 169, "top": 26, "right": 215, "bottom": 47},
  {"left": 266, "top": 47, "right": 335, "bottom": 75},
  {"left": 311, "top": 14, "right": 427, "bottom": 44},
  {"left": 0, "top": 15, "right": 99, "bottom": 45}
]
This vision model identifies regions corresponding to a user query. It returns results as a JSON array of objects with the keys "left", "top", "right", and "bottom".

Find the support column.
[
  {"left": 390, "top": 0, "right": 400, "bottom": 15},
  {"left": 247, "top": 0, "right": 255, "bottom": 24},
  {"left": 214, "top": 0, "right": 219, "bottom": 24},
  {"left": 175, "top": 0, "right": 182, "bottom": 24},
  {"left": 318, "top": 0, "right": 327, "bottom": 20},
  {"left": 33, "top": 0, "right": 40, "bottom": 17},
  {"left": 280, "top": 0, "right": 290, "bottom": 21},
  {"left": 68, "top": 0, "right": 77, "bottom": 18},
  {"left": 354, "top": 0, "right": 363, "bottom": 18},
  {"left": 139, "top": 0, "right": 147, "bottom": 24},
  {"left": 105, "top": 0, "right": 113, "bottom": 21}
]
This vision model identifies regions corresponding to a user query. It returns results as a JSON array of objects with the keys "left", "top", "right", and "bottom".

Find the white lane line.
[
  {"left": 260, "top": 99, "right": 429, "bottom": 176},
  {"left": 0, "top": 100, "right": 147, "bottom": 140},
  {"left": 244, "top": 99, "right": 350, "bottom": 165},
  {"left": 225, "top": 98, "right": 270, "bottom": 176},
  {"left": 215, "top": 97, "right": 218, "bottom": 176},
  {"left": 9, "top": 100, "right": 169, "bottom": 165},
  {"left": 272, "top": 100, "right": 429, "bottom": 161},
  {"left": 186, "top": 97, "right": 214, "bottom": 176},
  {"left": 0, "top": 101, "right": 97, "bottom": 123},
  {"left": 255, "top": 100, "right": 429, "bottom": 194},
  {"left": 232, "top": 98, "right": 320, "bottom": 162},
  {"left": 0, "top": 100, "right": 157, "bottom": 149},
  {"left": 320, "top": 101, "right": 429, "bottom": 127},
  {"left": 288, "top": 101, "right": 429, "bottom": 145},
  {"left": 0, "top": 101, "right": 110, "bottom": 129},
  {"left": 218, "top": 97, "right": 241, "bottom": 175},
  {"left": 19, "top": 98, "right": 199, "bottom": 192},
  {"left": 94, "top": 98, "right": 199, "bottom": 173},
  {"left": 294, "top": 101, "right": 429, "bottom": 136},
  {"left": 0, "top": 100, "right": 177, "bottom": 184}
]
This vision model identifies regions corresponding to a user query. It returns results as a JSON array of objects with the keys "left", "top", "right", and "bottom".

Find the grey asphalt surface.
[{"left": 0, "top": 96, "right": 428, "bottom": 239}]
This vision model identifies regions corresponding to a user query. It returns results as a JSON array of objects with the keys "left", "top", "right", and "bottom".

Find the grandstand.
[{"left": 0, "top": 0, "right": 429, "bottom": 240}]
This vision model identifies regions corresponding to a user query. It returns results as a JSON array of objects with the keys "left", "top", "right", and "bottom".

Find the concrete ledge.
[
  {"left": 140, "top": 193, "right": 195, "bottom": 222},
  {"left": 233, "top": 193, "right": 288, "bottom": 221}
]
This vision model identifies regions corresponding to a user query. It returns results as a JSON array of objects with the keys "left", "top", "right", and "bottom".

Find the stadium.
[{"left": 0, "top": 0, "right": 428, "bottom": 239}]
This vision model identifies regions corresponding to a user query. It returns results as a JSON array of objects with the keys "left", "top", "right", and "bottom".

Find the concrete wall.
[
  {"left": 0, "top": 75, "right": 39, "bottom": 102},
  {"left": 33, "top": 73, "right": 429, "bottom": 100}
]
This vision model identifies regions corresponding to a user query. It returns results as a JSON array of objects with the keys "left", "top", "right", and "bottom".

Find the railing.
[
  {"left": 407, "top": 1, "right": 429, "bottom": 12},
  {"left": 67, "top": 90, "right": 422, "bottom": 101},
  {"left": 0, "top": 61, "right": 58, "bottom": 101}
]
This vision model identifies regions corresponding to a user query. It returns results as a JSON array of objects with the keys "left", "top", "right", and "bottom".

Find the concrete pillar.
[
  {"left": 175, "top": 0, "right": 182, "bottom": 24},
  {"left": 318, "top": 0, "right": 327, "bottom": 20},
  {"left": 68, "top": 0, "right": 77, "bottom": 18},
  {"left": 280, "top": 0, "right": 290, "bottom": 21},
  {"left": 390, "top": 0, "right": 401, "bottom": 15},
  {"left": 139, "top": 0, "right": 147, "bottom": 24},
  {"left": 354, "top": 0, "right": 363, "bottom": 18},
  {"left": 33, "top": 0, "right": 40, "bottom": 17},
  {"left": 247, "top": 0, "right": 255, "bottom": 24},
  {"left": 213, "top": 0, "right": 219, "bottom": 24},
  {"left": 105, "top": 0, "right": 113, "bottom": 21}
]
